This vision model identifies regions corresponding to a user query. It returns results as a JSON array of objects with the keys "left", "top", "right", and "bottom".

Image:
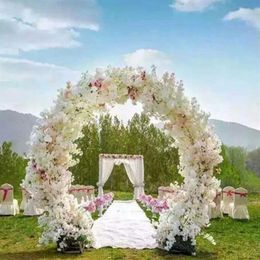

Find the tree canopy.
[{"left": 0, "top": 113, "right": 259, "bottom": 194}]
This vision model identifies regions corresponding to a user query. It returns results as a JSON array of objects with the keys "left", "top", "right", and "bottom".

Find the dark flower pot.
[
  {"left": 168, "top": 236, "right": 196, "bottom": 256},
  {"left": 57, "top": 236, "right": 85, "bottom": 254}
]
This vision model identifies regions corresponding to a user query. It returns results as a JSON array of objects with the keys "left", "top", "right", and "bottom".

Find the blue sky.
[{"left": 0, "top": 0, "right": 259, "bottom": 129}]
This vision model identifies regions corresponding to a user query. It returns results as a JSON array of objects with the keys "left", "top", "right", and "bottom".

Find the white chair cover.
[
  {"left": 69, "top": 185, "right": 95, "bottom": 203},
  {"left": 231, "top": 187, "right": 249, "bottom": 220},
  {"left": 221, "top": 186, "right": 235, "bottom": 215},
  {"left": 69, "top": 185, "right": 84, "bottom": 203},
  {"left": 158, "top": 186, "right": 175, "bottom": 200},
  {"left": 24, "top": 198, "right": 44, "bottom": 216},
  {"left": 84, "top": 185, "right": 95, "bottom": 200},
  {"left": 158, "top": 186, "right": 165, "bottom": 199},
  {"left": 20, "top": 188, "right": 29, "bottom": 210},
  {"left": 209, "top": 189, "right": 223, "bottom": 219},
  {"left": 0, "top": 183, "right": 19, "bottom": 215}
]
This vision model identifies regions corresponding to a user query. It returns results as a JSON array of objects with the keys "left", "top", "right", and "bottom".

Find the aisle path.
[{"left": 92, "top": 200, "right": 158, "bottom": 249}]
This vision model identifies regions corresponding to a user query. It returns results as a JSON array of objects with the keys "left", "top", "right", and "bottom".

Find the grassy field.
[{"left": 0, "top": 192, "right": 259, "bottom": 260}]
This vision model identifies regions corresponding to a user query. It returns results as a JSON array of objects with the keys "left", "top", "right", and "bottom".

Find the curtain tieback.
[{"left": 134, "top": 184, "right": 144, "bottom": 188}]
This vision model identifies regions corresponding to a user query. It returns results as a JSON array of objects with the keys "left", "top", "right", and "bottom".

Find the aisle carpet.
[{"left": 92, "top": 200, "right": 158, "bottom": 249}]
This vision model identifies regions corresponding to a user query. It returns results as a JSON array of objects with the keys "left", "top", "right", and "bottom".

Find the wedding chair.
[
  {"left": 20, "top": 187, "right": 29, "bottom": 211},
  {"left": 84, "top": 185, "right": 95, "bottom": 201},
  {"left": 0, "top": 183, "right": 19, "bottom": 215},
  {"left": 69, "top": 185, "right": 95, "bottom": 203},
  {"left": 209, "top": 189, "right": 223, "bottom": 219},
  {"left": 162, "top": 186, "right": 175, "bottom": 200},
  {"left": 69, "top": 185, "right": 85, "bottom": 203},
  {"left": 231, "top": 187, "right": 249, "bottom": 220},
  {"left": 158, "top": 186, "right": 165, "bottom": 199},
  {"left": 221, "top": 186, "right": 235, "bottom": 215},
  {"left": 24, "top": 198, "right": 44, "bottom": 216}
]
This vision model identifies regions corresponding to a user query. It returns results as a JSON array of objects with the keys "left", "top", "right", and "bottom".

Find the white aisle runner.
[{"left": 92, "top": 200, "right": 158, "bottom": 249}]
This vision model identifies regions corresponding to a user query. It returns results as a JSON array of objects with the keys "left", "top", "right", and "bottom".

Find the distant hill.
[
  {"left": 0, "top": 110, "right": 38, "bottom": 155},
  {"left": 156, "top": 119, "right": 260, "bottom": 150},
  {"left": 0, "top": 110, "right": 260, "bottom": 154},
  {"left": 209, "top": 119, "right": 260, "bottom": 150}
]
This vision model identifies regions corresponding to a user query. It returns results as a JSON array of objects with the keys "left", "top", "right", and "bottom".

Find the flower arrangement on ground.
[
  {"left": 83, "top": 192, "right": 114, "bottom": 214},
  {"left": 138, "top": 194, "right": 169, "bottom": 215}
]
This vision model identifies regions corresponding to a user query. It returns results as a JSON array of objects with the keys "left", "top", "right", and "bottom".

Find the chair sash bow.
[
  {"left": 69, "top": 187, "right": 94, "bottom": 193},
  {"left": 0, "top": 188, "right": 13, "bottom": 201},
  {"left": 223, "top": 190, "right": 247, "bottom": 197},
  {"left": 233, "top": 191, "right": 248, "bottom": 197},
  {"left": 223, "top": 190, "right": 233, "bottom": 197}
]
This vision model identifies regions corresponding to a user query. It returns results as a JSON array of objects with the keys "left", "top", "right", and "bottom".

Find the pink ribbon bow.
[{"left": 223, "top": 190, "right": 233, "bottom": 197}]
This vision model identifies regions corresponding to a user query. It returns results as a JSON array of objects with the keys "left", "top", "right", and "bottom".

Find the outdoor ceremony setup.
[
  {"left": 0, "top": 0, "right": 260, "bottom": 258},
  {"left": 20, "top": 66, "right": 223, "bottom": 255},
  {"left": 0, "top": 65, "right": 250, "bottom": 256}
]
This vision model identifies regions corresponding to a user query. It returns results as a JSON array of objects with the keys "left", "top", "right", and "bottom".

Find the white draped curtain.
[{"left": 97, "top": 156, "right": 144, "bottom": 199}]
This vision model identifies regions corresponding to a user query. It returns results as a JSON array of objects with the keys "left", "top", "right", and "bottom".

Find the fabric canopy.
[{"left": 97, "top": 154, "right": 144, "bottom": 199}]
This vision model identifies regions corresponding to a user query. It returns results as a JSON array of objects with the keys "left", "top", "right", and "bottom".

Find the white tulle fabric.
[
  {"left": 92, "top": 200, "right": 157, "bottom": 249},
  {"left": 98, "top": 157, "right": 144, "bottom": 199}
]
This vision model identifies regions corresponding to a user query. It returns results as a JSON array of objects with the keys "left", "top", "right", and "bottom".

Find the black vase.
[
  {"left": 168, "top": 236, "right": 196, "bottom": 256},
  {"left": 57, "top": 236, "right": 85, "bottom": 254}
]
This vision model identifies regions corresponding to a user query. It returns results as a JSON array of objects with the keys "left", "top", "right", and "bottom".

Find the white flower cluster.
[{"left": 23, "top": 66, "right": 222, "bottom": 249}]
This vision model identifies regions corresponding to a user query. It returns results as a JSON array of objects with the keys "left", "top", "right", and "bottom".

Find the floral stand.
[
  {"left": 168, "top": 236, "right": 196, "bottom": 256},
  {"left": 57, "top": 236, "right": 86, "bottom": 254}
]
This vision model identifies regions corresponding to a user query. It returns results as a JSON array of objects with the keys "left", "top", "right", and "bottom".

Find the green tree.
[
  {"left": 70, "top": 121, "right": 100, "bottom": 186},
  {"left": 246, "top": 148, "right": 260, "bottom": 176},
  {"left": 0, "top": 142, "right": 27, "bottom": 196}
]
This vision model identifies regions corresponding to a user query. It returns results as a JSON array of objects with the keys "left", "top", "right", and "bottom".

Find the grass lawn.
[{"left": 0, "top": 192, "right": 259, "bottom": 260}]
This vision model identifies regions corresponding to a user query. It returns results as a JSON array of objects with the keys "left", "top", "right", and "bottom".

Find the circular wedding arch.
[{"left": 24, "top": 66, "right": 222, "bottom": 250}]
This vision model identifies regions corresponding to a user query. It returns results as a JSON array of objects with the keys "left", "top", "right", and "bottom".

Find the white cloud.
[
  {"left": 124, "top": 49, "right": 172, "bottom": 72},
  {"left": 0, "top": 0, "right": 99, "bottom": 31},
  {"left": 0, "top": 58, "right": 81, "bottom": 115},
  {"left": 0, "top": 0, "right": 99, "bottom": 54},
  {"left": 170, "top": 0, "right": 221, "bottom": 12},
  {"left": 223, "top": 8, "right": 260, "bottom": 31},
  {"left": 0, "top": 57, "right": 80, "bottom": 83},
  {"left": 0, "top": 19, "right": 80, "bottom": 55}
]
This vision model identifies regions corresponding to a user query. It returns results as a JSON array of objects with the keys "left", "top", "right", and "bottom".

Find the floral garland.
[
  {"left": 23, "top": 66, "right": 222, "bottom": 250},
  {"left": 99, "top": 154, "right": 143, "bottom": 159}
]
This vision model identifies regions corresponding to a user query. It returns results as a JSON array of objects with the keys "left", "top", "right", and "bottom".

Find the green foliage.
[
  {"left": 219, "top": 145, "right": 260, "bottom": 192},
  {"left": 71, "top": 113, "right": 180, "bottom": 194},
  {"left": 0, "top": 142, "right": 27, "bottom": 196},
  {"left": 72, "top": 113, "right": 260, "bottom": 193},
  {"left": 72, "top": 122, "right": 100, "bottom": 185},
  {"left": 246, "top": 147, "right": 260, "bottom": 177},
  {"left": 241, "top": 170, "right": 260, "bottom": 193},
  {"left": 0, "top": 114, "right": 259, "bottom": 195}
]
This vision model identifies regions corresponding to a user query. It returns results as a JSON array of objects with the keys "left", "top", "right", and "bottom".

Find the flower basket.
[
  {"left": 57, "top": 236, "right": 86, "bottom": 254},
  {"left": 168, "top": 236, "right": 196, "bottom": 256}
]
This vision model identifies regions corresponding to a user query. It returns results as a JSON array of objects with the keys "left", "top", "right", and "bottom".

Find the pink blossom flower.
[
  {"left": 84, "top": 201, "right": 96, "bottom": 213},
  {"left": 95, "top": 197, "right": 106, "bottom": 207}
]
